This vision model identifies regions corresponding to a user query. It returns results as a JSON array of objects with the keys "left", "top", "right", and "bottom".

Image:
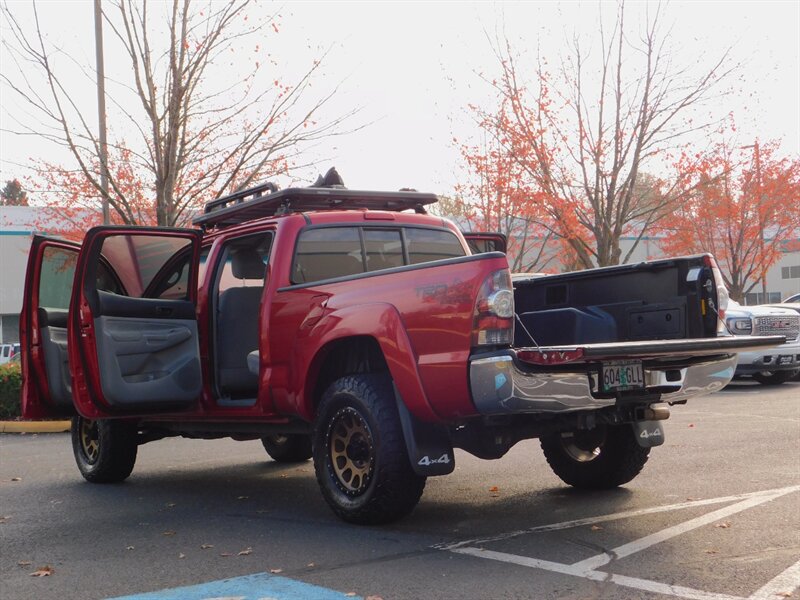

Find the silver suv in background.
[{"left": 726, "top": 300, "right": 800, "bottom": 385}]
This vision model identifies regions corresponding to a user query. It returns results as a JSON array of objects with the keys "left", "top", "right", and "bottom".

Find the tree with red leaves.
[
  {"left": 459, "top": 3, "right": 735, "bottom": 269},
  {"left": 658, "top": 139, "right": 800, "bottom": 302}
]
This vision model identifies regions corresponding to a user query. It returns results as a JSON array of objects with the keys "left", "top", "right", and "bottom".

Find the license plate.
[
  {"left": 602, "top": 360, "right": 645, "bottom": 392},
  {"left": 778, "top": 355, "right": 793, "bottom": 365}
]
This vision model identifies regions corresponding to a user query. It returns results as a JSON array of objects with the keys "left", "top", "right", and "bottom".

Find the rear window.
[
  {"left": 291, "top": 226, "right": 465, "bottom": 284},
  {"left": 406, "top": 228, "right": 465, "bottom": 264}
]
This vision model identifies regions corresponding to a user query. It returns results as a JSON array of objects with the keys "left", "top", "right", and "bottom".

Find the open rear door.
[
  {"left": 20, "top": 236, "right": 81, "bottom": 419},
  {"left": 68, "top": 227, "right": 203, "bottom": 418}
]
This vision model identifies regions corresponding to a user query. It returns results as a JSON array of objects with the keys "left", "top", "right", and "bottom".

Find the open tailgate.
[{"left": 516, "top": 335, "right": 786, "bottom": 364}]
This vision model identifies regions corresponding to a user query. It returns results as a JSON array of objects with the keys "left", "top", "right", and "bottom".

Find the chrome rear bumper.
[{"left": 468, "top": 352, "right": 737, "bottom": 415}]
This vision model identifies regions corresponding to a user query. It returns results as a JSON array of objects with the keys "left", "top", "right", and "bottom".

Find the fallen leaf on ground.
[
  {"left": 688, "top": 424, "right": 695, "bottom": 428},
  {"left": 776, "top": 592, "right": 792, "bottom": 598},
  {"left": 126, "top": 546, "right": 134, "bottom": 551},
  {"left": 219, "top": 552, "right": 232, "bottom": 557},
  {"left": 178, "top": 553, "right": 186, "bottom": 559},
  {"left": 715, "top": 522, "right": 731, "bottom": 529},
  {"left": 11, "top": 477, "right": 21, "bottom": 482},
  {"left": 489, "top": 486, "right": 499, "bottom": 492},
  {"left": 686, "top": 497, "right": 699, "bottom": 501},
  {"left": 162, "top": 530, "right": 177, "bottom": 536},
  {"left": 280, "top": 474, "right": 288, "bottom": 478},
  {"left": 306, "top": 563, "right": 315, "bottom": 568},
  {"left": 238, "top": 547, "right": 252, "bottom": 556},
  {"left": 705, "top": 549, "right": 719, "bottom": 554},
  {"left": 237, "top": 495, "right": 249, "bottom": 500},
  {"left": 200, "top": 544, "right": 213, "bottom": 550},
  {"left": 590, "top": 525, "right": 603, "bottom": 531},
  {"left": 30, "top": 566, "right": 53, "bottom": 577},
  {"left": 17, "top": 560, "right": 32, "bottom": 566},
  {"left": 0, "top": 516, "right": 11, "bottom": 524},
  {"left": 269, "top": 568, "right": 282, "bottom": 573}
]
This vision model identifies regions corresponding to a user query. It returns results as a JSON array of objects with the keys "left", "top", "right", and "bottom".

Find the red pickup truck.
[{"left": 20, "top": 170, "right": 781, "bottom": 524}]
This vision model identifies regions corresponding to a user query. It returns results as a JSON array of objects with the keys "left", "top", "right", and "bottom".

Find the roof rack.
[{"left": 193, "top": 169, "right": 439, "bottom": 231}]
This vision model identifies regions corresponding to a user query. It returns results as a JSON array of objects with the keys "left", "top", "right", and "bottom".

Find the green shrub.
[{"left": 0, "top": 362, "right": 22, "bottom": 419}]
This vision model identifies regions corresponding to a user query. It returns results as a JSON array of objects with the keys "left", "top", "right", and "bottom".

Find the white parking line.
[
  {"left": 749, "top": 560, "right": 800, "bottom": 600},
  {"left": 570, "top": 489, "right": 794, "bottom": 572},
  {"left": 440, "top": 485, "right": 800, "bottom": 551},
  {"left": 444, "top": 485, "right": 800, "bottom": 600}
]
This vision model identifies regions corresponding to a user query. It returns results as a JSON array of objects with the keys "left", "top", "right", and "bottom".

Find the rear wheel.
[
  {"left": 752, "top": 370, "right": 799, "bottom": 385},
  {"left": 261, "top": 434, "right": 312, "bottom": 463},
  {"left": 313, "top": 374, "right": 426, "bottom": 524},
  {"left": 71, "top": 416, "right": 138, "bottom": 483},
  {"left": 540, "top": 424, "right": 649, "bottom": 489}
]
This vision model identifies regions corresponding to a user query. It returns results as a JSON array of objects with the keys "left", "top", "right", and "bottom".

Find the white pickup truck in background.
[{"left": 726, "top": 300, "right": 800, "bottom": 384}]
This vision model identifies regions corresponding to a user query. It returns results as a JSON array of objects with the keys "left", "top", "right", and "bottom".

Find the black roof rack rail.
[
  {"left": 201, "top": 181, "right": 280, "bottom": 216},
  {"left": 194, "top": 185, "right": 439, "bottom": 231}
]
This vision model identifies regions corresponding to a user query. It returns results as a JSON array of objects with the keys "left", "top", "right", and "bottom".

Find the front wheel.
[
  {"left": 261, "top": 434, "right": 312, "bottom": 463},
  {"left": 71, "top": 416, "right": 138, "bottom": 483},
  {"left": 752, "top": 370, "right": 799, "bottom": 385},
  {"left": 313, "top": 374, "right": 426, "bottom": 524},
  {"left": 540, "top": 424, "right": 650, "bottom": 489}
]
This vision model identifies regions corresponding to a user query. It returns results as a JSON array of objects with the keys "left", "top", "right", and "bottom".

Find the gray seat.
[{"left": 217, "top": 249, "right": 265, "bottom": 396}]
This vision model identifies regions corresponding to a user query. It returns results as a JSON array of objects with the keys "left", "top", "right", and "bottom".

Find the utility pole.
[
  {"left": 94, "top": 0, "right": 110, "bottom": 225},
  {"left": 753, "top": 141, "right": 767, "bottom": 302}
]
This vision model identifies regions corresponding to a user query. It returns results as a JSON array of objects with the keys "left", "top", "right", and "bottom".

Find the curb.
[{"left": 0, "top": 420, "right": 71, "bottom": 433}]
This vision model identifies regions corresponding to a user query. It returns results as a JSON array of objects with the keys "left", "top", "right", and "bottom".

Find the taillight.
[
  {"left": 472, "top": 269, "right": 514, "bottom": 347},
  {"left": 703, "top": 254, "right": 729, "bottom": 332}
]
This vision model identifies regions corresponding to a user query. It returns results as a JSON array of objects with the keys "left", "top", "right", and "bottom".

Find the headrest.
[{"left": 231, "top": 249, "right": 266, "bottom": 280}]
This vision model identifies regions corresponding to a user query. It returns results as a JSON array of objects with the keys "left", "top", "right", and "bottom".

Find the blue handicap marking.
[{"left": 108, "top": 572, "right": 362, "bottom": 600}]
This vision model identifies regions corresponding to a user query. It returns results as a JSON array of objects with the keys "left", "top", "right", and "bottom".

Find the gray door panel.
[
  {"left": 40, "top": 326, "right": 72, "bottom": 408},
  {"left": 94, "top": 316, "right": 202, "bottom": 408}
]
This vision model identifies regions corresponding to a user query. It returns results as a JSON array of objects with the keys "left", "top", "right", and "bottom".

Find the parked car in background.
[
  {"left": 0, "top": 343, "right": 20, "bottom": 365},
  {"left": 783, "top": 292, "right": 800, "bottom": 304},
  {"left": 726, "top": 300, "right": 800, "bottom": 385},
  {"left": 766, "top": 300, "right": 800, "bottom": 382}
]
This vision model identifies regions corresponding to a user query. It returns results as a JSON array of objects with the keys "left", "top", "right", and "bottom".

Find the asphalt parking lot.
[{"left": 1, "top": 380, "right": 798, "bottom": 600}]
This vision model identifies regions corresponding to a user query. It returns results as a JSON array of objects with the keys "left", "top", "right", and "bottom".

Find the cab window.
[{"left": 293, "top": 227, "right": 364, "bottom": 283}]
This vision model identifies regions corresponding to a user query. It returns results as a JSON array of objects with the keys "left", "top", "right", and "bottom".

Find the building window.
[
  {"left": 781, "top": 265, "right": 800, "bottom": 279},
  {"left": 744, "top": 292, "right": 783, "bottom": 305}
]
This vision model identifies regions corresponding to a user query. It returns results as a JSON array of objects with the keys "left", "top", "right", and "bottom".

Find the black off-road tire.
[
  {"left": 540, "top": 424, "right": 650, "bottom": 489},
  {"left": 752, "top": 370, "right": 800, "bottom": 386},
  {"left": 261, "top": 434, "right": 312, "bottom": 463},
  {"left": 71, "top": 416, "right": 138, "bottom": 483},
  {"left": 313, "top": 374, "right": 426, "bottom": 524}
]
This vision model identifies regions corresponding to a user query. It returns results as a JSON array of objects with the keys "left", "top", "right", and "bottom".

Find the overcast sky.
[{"left": 1, "top": 0, "right": 798, "bottom": 199}]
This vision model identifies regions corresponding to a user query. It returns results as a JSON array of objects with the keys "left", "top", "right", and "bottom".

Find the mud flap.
[
  {"left": 394, "top": 386, "right": 455, "bottom": 476},
  {"left": 633, "top": 420, "right": 665, "bottom": 448}
]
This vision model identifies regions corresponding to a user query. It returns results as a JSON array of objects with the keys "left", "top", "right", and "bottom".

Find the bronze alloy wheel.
[
  {"left": 327, "top": 406, "right": 375, "bottom": 495},
  {"left": 79, "top": 419, "right": 100, "bottom": 464},
  {"left": 559, "top": 427, "right": 606, "bottom": 463}
]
